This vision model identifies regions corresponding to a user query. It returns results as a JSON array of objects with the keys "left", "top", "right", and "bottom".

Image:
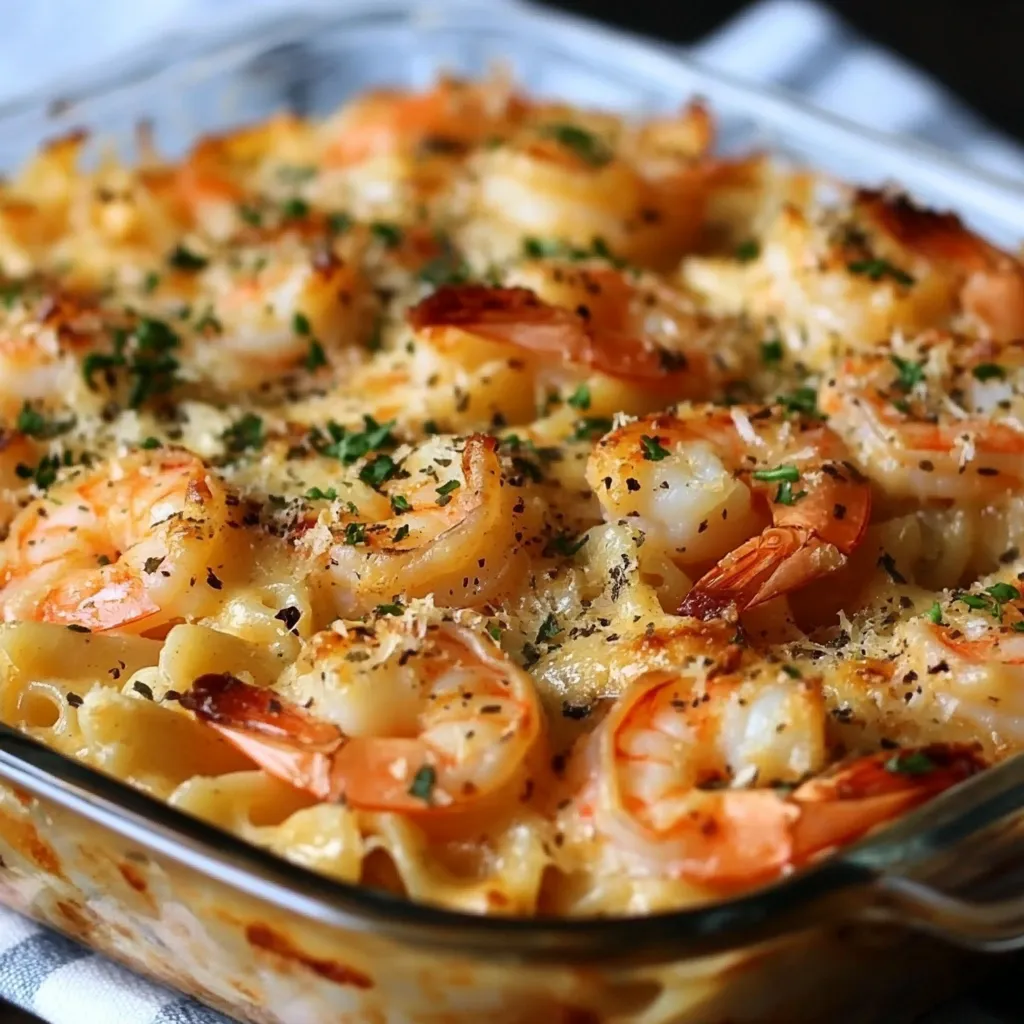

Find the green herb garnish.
[
  {"left": 848, "top": 258, "right": 915, "bottom": 287},
  {"left": 539, "top": 123, "right": 613, "bottom": 167},
  {"left": 640, "top": 434, "right": 671, "bottom": 462},
  {"left": 222, "top": 413, "right": 265, "bottom": 454}
]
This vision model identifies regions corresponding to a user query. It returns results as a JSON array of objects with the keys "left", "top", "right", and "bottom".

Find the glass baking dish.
[{"left": 3, "top": 2, "right": 1024, "bottom": 1021}]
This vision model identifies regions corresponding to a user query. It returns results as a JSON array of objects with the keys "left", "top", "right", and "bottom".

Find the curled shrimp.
[
  {"left": 883, "top": 574, "right": 1024, "bottom": 753},
  {"left": 0, "top": 284, "right": 116, "bottom": 417},
  {"left": 684, "top": 189, "right": 1024, "bottom": 367},
  {"left": 464, "top": 101, "right": 713, "bottom": 269},
  {"left": 315, "top": 434, "right": 526, "bottom": 615},
  {"left": 820, "top": 334, "right": 1024, "bottom": 504},
  {"left": 186, "top": 244, "right": 373, "bottom": 391},
  {"left": 856, "top": 189, "right": 1024, "bottom": 342},
  {"left": 0, "top": 447, "right": 236, "bottom": 632},
  {"left": 586, "top": 405, "right": 871, "bottom": 619},
  {"left": 180, "top": 621, "right": 541, "bottom": 814},
  {"left": 572, "top": 661, "right": 982, "bottom": 890},
  {"left": 407, "top": 283, "right": 705, "bottom": 407}
]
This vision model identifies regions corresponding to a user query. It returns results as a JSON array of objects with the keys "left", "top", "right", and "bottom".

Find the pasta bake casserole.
[{"left": 0, "top": 73, "right": 1022, "bottom": 919}]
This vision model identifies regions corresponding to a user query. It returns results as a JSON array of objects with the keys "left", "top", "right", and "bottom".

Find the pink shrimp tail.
[{"left": 678, "top": 526, "right": 846, "bottom": 620}]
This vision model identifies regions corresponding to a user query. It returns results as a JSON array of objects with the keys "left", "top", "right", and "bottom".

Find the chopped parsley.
[
  {"left": 955, "top": 582, "right": 1021, "bottom": 620},
  {"left": 142, "top": 270, "right": 160, "bottom": 293},
  {"left": 927, "top": 601, "right": 943, "bottom": 625},
  {"left": 486, "top": 623, "right": 502, "bottom": 642},
  {"left": 640, "top": 434, "right": 671, "bottom": 461},
  {"left": 315, "top": 416, "right": 395, "bottom": 464},
  {"left": 370, "top": 221, "right": 404, "bottom": 248},
  {"left": 891, "top": 355, "right": 925, "bottom": 392},
  {"left": 304, "top": 339, "right": 327, "bottom": 372},
  {"left": 781, "top": 664, "right": 802, "bottom": 679},
  {"left": 539, "top": 123, "right": 613, "bottom": 167},
  {"left": 15, "top": 403, "right": 74, "bottom": 440},
  {"left": 884, "top": 751, "right": 935, "bottom": 775},
  {"left": 139, "top": 436, "right": 162, "bottom": 450},
  {"left": 167, "top": 244, "right": 208, "bottom": 271},
  {"left": 222, "top": 413, "right": 265, "bottom": 454},
  {"left": 408, "top": 764, "right": 437, "bottom": 802},
  {"left": 521, "top": 236, "right": 623, "bottom": 266},
  {"left": 536, "top": 613, "right": 562, "bottom": 644},
  {"left": 376, "top": 602, "right": 404, "bottom": 616},
  {"left": 392, "top": 524, "right": 410, "bottom": 543},
  {"left": 15, "top": 453, "right": 62, "bottom": 489},
  {"left": 238, "top": 203, "right": 263, "bottom": 227},
  {"left": 752, "top": 464, "right": 800, "bottom": 483},
  {"left": 82, "top": 316, "right": 182, "bottom": 409},
  {"left": 359, "top": 454, "right": 398, "bottom": 488},
  {"left": 777, "top": 387, "right": 820, "bottom": 417},
  {"left": 305, "top": 487, "right": 338, "bottom": 500},
  {"left": 343, "top": 522, "right": 367, "bottom": 545},
  {"left": 735, "top": 239, "right": 760, "bottom": 262},
  {"left": 761, "top": 338, "right": 784, "bottom": 364},
  {"left": 293, "top": 312, "right": 311, "bottom": 335},
  {"left": 280, "top": 197, "right": 309, "bottom": 220},
  {"left": 571, "top": 417, "right": 613, "bottom": 441},
  {"left": 972, "top": 363, "right": 1006, "bottom": 382},
  {"left": 390, "top": 494, "right": 411, "bottom": 514},
  {"left": 847, "top": 258, "right": 915, "bottom": 287},
  {"left": 435, "top": 479, "right": 461, "bottom": 506},
  {"left": 566, "top": 383, "right": 591, "bottom": 411}
]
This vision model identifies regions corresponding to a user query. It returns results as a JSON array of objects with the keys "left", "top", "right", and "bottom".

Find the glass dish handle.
[{"left": 853, "top": 752, "right": 1024, "bottom": 952}]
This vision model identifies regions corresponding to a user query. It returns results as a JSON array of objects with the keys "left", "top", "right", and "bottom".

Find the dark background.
[{"left": 547, "top": 0, "right": 1024, "bottom": 145}]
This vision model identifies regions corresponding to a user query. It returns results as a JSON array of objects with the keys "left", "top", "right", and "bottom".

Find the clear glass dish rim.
[{"left": 0, "top": 0, "right": 1023, "bottom": 965}]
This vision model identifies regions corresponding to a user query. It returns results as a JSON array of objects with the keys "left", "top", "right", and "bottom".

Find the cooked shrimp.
[
  {"left": 406, "top": 280, "right": 746, "bottom": 427},
  {"left": 890, "top": 572, "right": 1024, "bottom": 753},
  {"left": 684, "top": 188, "right": 1024, "bottom": 367},
  {"left": 312, "top": 434, "right": 527, "bottom": 615},
  {"left": 820, "top": 334, "right": 1024, "bottom": 504},
  {"left": 186, "top": 242, "right": 373, "bottom": 391},
  {"left": 0, "top": 284, "right": 117, "bottom": 418},
  {"left": 0, "top": 447, "right": 237, "bottom": 632},
  {"left": 586, "top": 405, "right": 872, "bottom": 619},
  {"left": 180, "top": 620, "right": 542, "bottom": 814},
  {"left": 856, "top": 189, "right": 1024, "bottom": 342},
  {"left": 568, "top": 653, "right": 982, "bottom": 890},
  {"left": 463, "top": 101, "right": 713, "bottom": 270}
]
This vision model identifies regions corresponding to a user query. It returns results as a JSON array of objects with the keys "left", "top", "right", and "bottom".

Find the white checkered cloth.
[{"left": 0, "top": 2, "right": 1020, "bottom": 1022}]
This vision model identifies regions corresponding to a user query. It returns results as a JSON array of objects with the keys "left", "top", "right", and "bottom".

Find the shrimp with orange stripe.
[
  {"left": 0, "top": 446, "right": 240, "bottom": 632},
  {"left": 820, "top": 332, "right": 1024, "bottom": 506},
  {"left": 586, "top": 404, "right": 872, "bottom": 620},
  {"left": 180, "top": 618, "right": 542, "bottom": 817},
  {"left": 559, "top": 623, "right": 983, "bottom": 892},
  {"left": 309, "top": 433, "right": 528, "bottom": 616},
  {"left": 404, "top": 271, "right": 754, "bottom": 429}
]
